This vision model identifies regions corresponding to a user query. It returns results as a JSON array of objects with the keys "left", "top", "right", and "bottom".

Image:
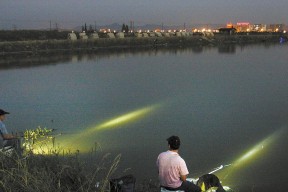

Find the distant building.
[
  {"left": 68, "top": 31, "right": 77, "bottom": 41},
  {"left": 89, "top": 32, "right": 99, "bottom": 40},
  {"left": 226, "top": 22, "right": 234, "bottom": 28},
  {"left": 163, "top": 32, "right": 170, "bottom": 37},
  {"left": 218, "top": 28, "right": 236, "bottom": 35},
  {"left": 99, "top": 28, "right": 111, "bottom": 33},
  {"left": 106, "top": 33, "right": 115, "bottom": 38},
  {"left": 251, "top": 24, "right": 266, "bottom": 32},
  {"left": 269, "top": 24, "right": 285, "bottom": 32},
  {"left": 176, "top": 32, "right": 182, "bottom": 37},
  {"left": 235, "top": 22, "right": 250, "bottom": 32},
  {"left": 79, "top": 32, "right": 88, "bottom": 40},
  {"left": 155, "top": 32, "right": 162, "bottom": 37},
  {"left": 142, "top": 33, "right": 149, "bottom": 38},
  {"left": 148, "top": 32, "right": 156, "bottom": 37},
  {"left": 135, "top": 33, "right": 142, "bottom": 38},
  {"left": 115, "top": 32, "right": 125, "bottom": 38}
]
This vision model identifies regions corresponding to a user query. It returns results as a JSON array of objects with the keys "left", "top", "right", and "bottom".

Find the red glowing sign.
[{"left": 237, "top": 22, "right": 250, "bottom": 26}]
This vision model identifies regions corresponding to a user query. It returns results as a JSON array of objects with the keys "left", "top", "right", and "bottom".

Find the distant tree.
[
  {"left": 122, "top": 23, "right": 126, "bottom": 32},
  {"left": 121, "top": 23, "right": 129, "bottom": 33},
  {"left": 82, "top": 23, "right": 88, "bottom": 32},
  {"left": 55, "top": 23, "right": 59, "bottom": 31},
  {"left": 89, "top": 24, "right": 94, "bottom": 32}
]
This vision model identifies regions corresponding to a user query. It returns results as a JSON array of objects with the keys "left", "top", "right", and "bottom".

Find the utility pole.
[
  {"left": 55, "top": 22, "right": 58, "bottom": 31},
  {"left": 130, "top": 20, "right": 135, "bottom": 32},
  {"left": 13, "top": 24, "right": 17, "bottom": 30}
]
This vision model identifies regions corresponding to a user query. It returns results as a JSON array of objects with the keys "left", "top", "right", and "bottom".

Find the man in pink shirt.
[{"left": 157, "top": 136, "right": 201, "bottom": 192}]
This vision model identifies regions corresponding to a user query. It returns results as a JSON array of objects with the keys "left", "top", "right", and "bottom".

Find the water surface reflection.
[
  {"left": 1, "top": 43, "right": 288, "bottom": 191},
  {"left": 1, "top": 43, "right": 280, "bottom": 70}
]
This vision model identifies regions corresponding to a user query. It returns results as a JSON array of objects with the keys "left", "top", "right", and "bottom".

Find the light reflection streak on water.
[
  {"left": 31, "top": 104, "right": 160, "bottom": 154},
  {"left": 215, "top": 127, "right": 286, "bottom": 186},
  {"left": 234, "top": 128, "right": 284, "bottom": 167}
]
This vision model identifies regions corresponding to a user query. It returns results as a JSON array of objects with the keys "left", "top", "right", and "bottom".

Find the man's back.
[
  {"left": 0, "top": 120, "right": 8, "bottom": 146},
  {"left": 157, "top": 150, "right": 189, "bottom": 188},
  {"left": 157, "top": 136, "right": 201, "bottom": 192}
]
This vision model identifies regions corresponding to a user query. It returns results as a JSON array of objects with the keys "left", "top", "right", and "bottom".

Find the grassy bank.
[
  {"left": 0, "top": 150, "right": 127, "bottom": 192},
  {"left": 0, "top": 127, "right": 159, "bottom": 192}
]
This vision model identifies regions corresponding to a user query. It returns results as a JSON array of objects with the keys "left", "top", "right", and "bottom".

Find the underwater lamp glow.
[
  {"left": 85, "top": 104, "right": 160, "bottom": 135},
  {"left": 233, "top": 129, "right": 283, "bottom": 166},
  {"left": 73, "top": 104, "right": 160, "bottom": 143},
  {"left": 95, "top": 105, "right": 157, "bottom": 130},
  {"left": 236, "top": 143, "right": 264, "bottom": 163},
  {"left": 30, "top": 104, "right": 160, "bottom": 154},
  {"left": 74, "top": 104, "right": 159, "bottom": 140}
]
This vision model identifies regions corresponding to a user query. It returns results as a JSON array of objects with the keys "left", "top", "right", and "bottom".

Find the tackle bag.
[
  {"left": 197, "top": 174, "right": 226, "bottom": 192},
  {"left": 109, "top": 174, "right": 136, "bottom": 192}
]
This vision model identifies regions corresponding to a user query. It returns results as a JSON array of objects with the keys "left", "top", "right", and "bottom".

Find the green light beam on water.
[
  {"left": 94, "top": 105, "right": 157, "bottom": 130},
  {"left": 216, "top": 127, "right": 286, "bottom": 184},
  {"left": 82, "top": 103, "right": 160, "bottom": 136},
  {"left": 233, "top": 128, "right": 284, "bottom": 167},
  {"left": 73, "top": 104, "right": 160, "bottom": 151},
  {"left": 31, "top": 104, "right": 160, "bottom": 154}
]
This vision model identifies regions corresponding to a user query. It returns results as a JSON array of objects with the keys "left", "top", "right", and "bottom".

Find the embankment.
[{"left": 0, "top": 33, "right": 286, "bottom": 56}]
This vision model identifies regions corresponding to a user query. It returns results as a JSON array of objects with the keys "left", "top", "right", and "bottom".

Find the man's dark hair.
[{"left": 167, "top": 135, "right": 180, "bottom": 150}]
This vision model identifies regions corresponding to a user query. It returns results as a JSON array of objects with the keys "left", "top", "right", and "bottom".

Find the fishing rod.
[
  {"left": 188, "top": 164, "right": 232, "bottom": 183},
  {"left": 209, "top": 164, "right": 232, "bottom": 174}
]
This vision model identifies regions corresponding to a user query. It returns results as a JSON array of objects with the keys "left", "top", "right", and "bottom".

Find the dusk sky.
[{"left": 1, "top": 0, "right": 287, "bottom": 30}]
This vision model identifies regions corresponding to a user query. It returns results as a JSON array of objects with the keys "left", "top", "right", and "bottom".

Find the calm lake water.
[{"left": 1, "top": 43, "right": 288, "bottom": 191}]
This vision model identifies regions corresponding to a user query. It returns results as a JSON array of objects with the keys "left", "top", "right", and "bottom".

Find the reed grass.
[{"left": 0, "top": 127, "right": 123, "bottom": 192}]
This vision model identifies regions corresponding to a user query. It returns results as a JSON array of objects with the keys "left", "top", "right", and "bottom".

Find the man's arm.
[
  {"left": 180, "top": 174, "right": 187, "bottom": 181},
  {"left": 179, "top": 158, "right": 189, "bottom": 182},
  {"left": 2, "top": 133, "right": 17, "bottom": 140}
]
